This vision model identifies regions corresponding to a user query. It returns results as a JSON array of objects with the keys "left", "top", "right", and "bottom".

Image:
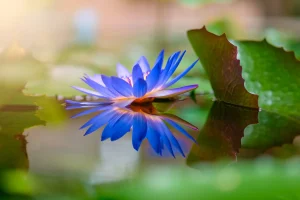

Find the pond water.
[{"left": 1, "top": 95, "right": 300, "bottom": 198}]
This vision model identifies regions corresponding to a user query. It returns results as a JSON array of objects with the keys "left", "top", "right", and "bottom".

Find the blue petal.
[
  {"left": 153, "top": 49, "right": 164, "bottom": 68},
  {"left": 111, "top": 114, "right": 133, "bottom": 141},
  {"left": 65, "top": 105, "right": 95, "bottom": 110},
  {"left": 72, "top": 86, "right": 107, "bottom": 98},
  {"left": 148, "top": 84, "right": 198, "bottom": 98},
  {"left": 152, "top": 118, "right": 176, "bottom": 157},
  {"left": 136, "top": 56, "right": 150, "bottom": 73},
  {"left": 71, "top": 105, "right": 111, "bottom": 118},
  {"left": 65, "top": 100, "right": 110, "bottom": 105},
  {"left": 163, "top": 51, "right": 180, "bottom": 76},
  {"left": 146, "top": 121, "right": 161, "bottom": 154},
  {"left": 80, "top": 109, "right": 115, "bottom": 129},
  {"left": 101, "top": 123, "right": 114, "bottom": 141},
  {"left": 155, "top": 51, "right": 180, "bottom": 88},
  {"left": 101, "top": 112, "right": 126, "bottom": 141},
  {"left": 133, "top": 78, "right": 147, "bottom": 98},
  {"left": 82, "top": 77, "right": 116, "bottom": 98},
  {"left": 101, "top": 75, "right": 121, "bottom": 97},
  {"left": 90, "top": 74, "right": 105, "bottom": 86},
  {"left": 117, "top": 63, "right": 130, "bottom": 78},
  {"left": 161, "top": 134, "right": 175, "bottom": 158},
  {"left": 111, "top": 76, "right": 133, "bottom": 97},
  {"left": 164, "top": 59, "right": 199, "bottom": 88},
  {"left": 163, "top": 50, "right": 186, "bottom": 86},
  {"left": 160, "top": 121, "right": 185, "bottom": 157},
  {"left": 146, "top": 52, "right": 164, "bottom": 92},
  {"left": 132, "top": 64, "right": 144, "bottom": 84},
  {"left": 83, "top": 110, "right": 117, "bottom": 135},
  {"left": 164, "top": 118, "right": 196, "bottom": 142},
  {"left": 132, "top": 113, "right": 147, "bottom": 151}
]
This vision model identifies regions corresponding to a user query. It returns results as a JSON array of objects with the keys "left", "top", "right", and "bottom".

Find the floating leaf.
[
  {"left": 188, "top": 27, "right": 300, "bottom": 121},
  {"left": 187, "top": 27, "right": 258, "bottom": 108},
  {"left": 233, "top": 40, "right": 300, "bottom": 121}
]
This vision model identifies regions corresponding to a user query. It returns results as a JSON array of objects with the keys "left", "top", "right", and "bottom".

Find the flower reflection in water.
[{"left": 66, "top": 101, "right": 198, "bottom": 157}]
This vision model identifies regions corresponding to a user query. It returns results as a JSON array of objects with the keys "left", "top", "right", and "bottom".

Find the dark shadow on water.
[
  {"left": 187, "top": 101, "right": 258, "bottom": 165},
  {"left": 187, "top": 101, "right": 300, "bottom": 167}
]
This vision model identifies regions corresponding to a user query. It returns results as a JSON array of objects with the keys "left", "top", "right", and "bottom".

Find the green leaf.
[
  {"left": 187, "top": 27, "right": 258, "bottom": 108},
  {"left": 233, "top": 40, "right": 300, "bottom": 120},
  {"left": 188, "top": 27, "right": 300, "bottom": 121}
]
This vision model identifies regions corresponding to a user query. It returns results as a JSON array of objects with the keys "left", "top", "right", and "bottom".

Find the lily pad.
[
  {"left": 188, "top": 27, "right": 300, "bottom": 121},
  {"left": 187, "top": 27, "right": 258, "bottom": 108},
  {"left": 233, "top": 40, "right": 300, "bottom": 121}
]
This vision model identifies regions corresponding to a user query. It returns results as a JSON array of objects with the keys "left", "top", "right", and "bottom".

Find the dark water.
[{"left": 1, "top": 95, "right": 300, "bottom": 198}]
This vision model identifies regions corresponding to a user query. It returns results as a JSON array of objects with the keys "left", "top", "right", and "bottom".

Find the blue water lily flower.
[
  {"left": 70, "top": 50, "right": 198, "bottom": 106},
  {"left": 66, "top": 102, "right": 198, "bottom": 157}
]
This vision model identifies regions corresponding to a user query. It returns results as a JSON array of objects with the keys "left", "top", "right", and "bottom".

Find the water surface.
[{"left": 1, "top": 95, "right": 300, "bottom": 198}]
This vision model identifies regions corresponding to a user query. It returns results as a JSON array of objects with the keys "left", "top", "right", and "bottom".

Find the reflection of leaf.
[
  {"left": 242, "top": 110, "right": 300, "bottom": 151},
  {"left": 233, "top": 40, "right": 300, "bottom": 121},
  {"left": 186, "top": 101, "right": 300, "bottom": 162},
  {"left": 187, "top": 27, "right": 258, "bottom": 108},
  {"left": 187, "top": 102, "right": 258, "bottom": 164},
  {"left": 0, "top": 109, "right": 45, "bottom": 170}
]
